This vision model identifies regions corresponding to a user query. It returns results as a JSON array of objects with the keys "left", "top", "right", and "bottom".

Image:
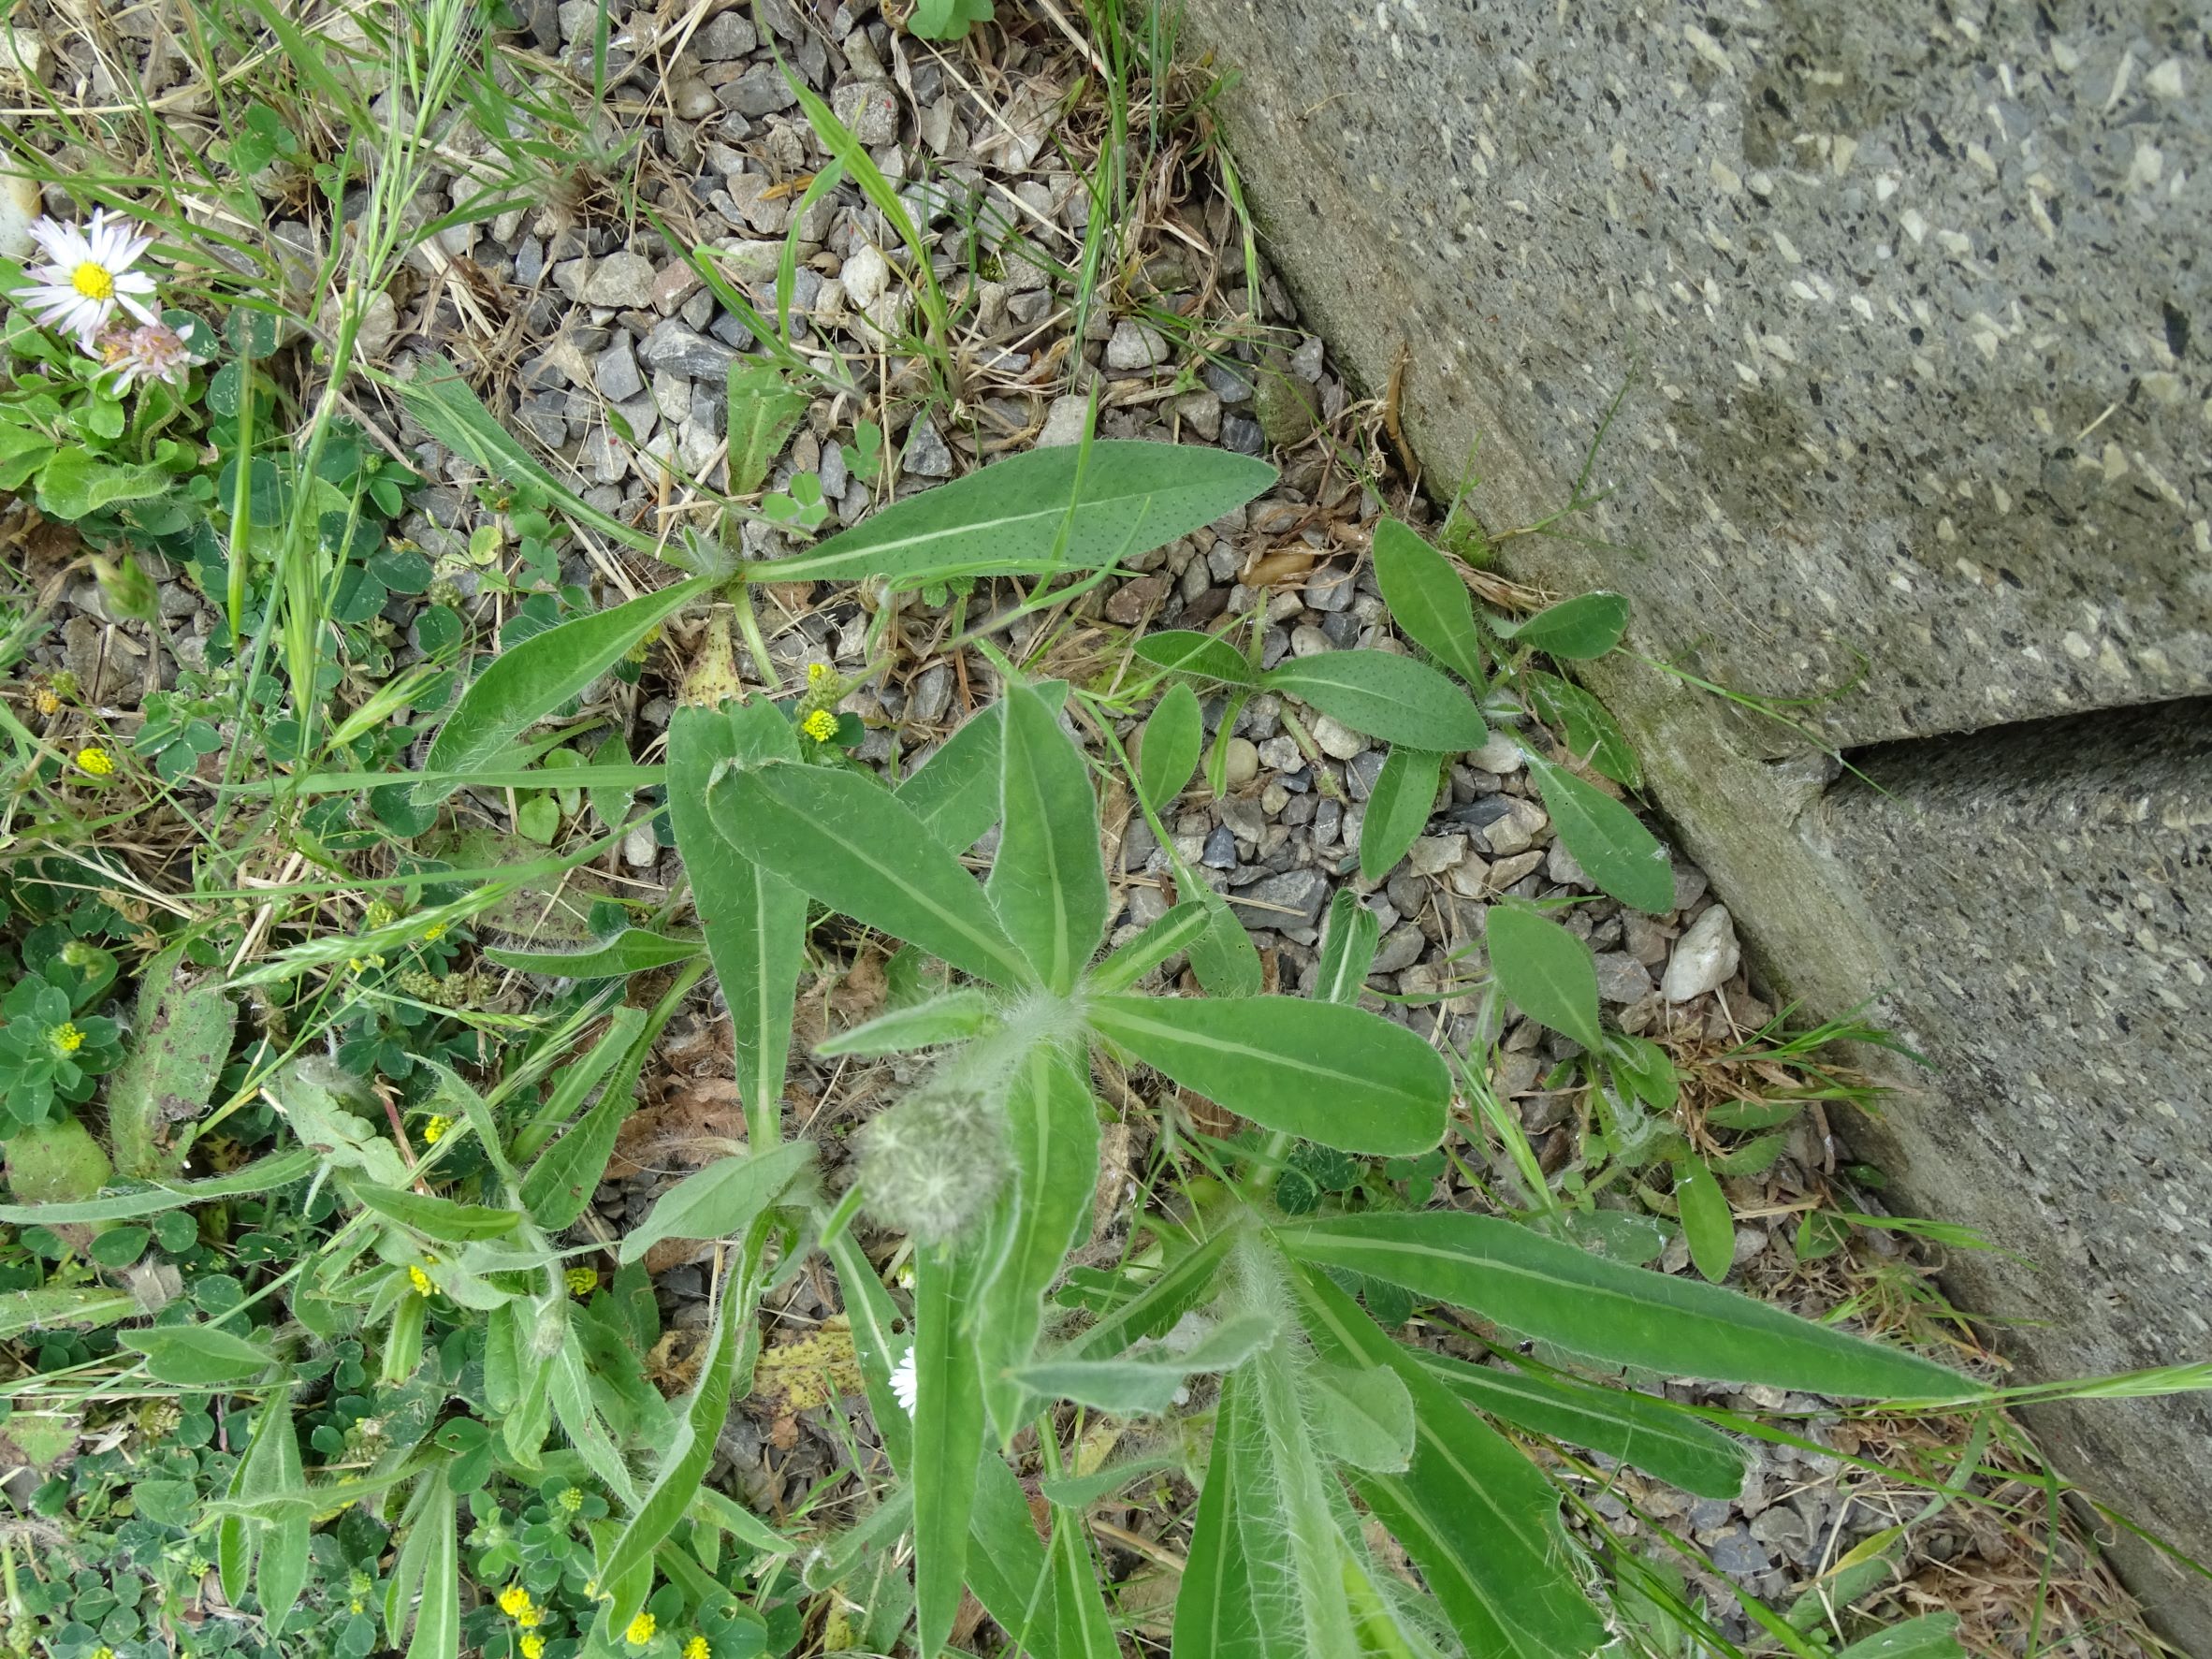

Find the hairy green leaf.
[
  {"left": 481, "top": 928, "right": 702, "bottom": 978},
  {"left": 1413, "top": 1349, "right": 1748, "bottom": 1499},
  {"left": 1674, "top": 1156, "right": 1737, "bottom": 1284},
  {"left": 123, "top": 1323, "right": 280, "bottom": 1387},
  {"left": 1521, "top": 749, "right": 1673, "bottom": 913},
  {"left": 668, "top": 702, "right": 808, "bottom": 1139},
  {"left": 815, "top": 989, "right": 998, "bottom": 1056},
  {"left": 1087, "top": 994, "right": 1448, "bottom": 1156},
  {"left": 1087, "top": 900, "right": 1210, "bottom": 995},
  {"left": 895, "top": 681, "right": 1069, "bottom": 851},
  {"left": 1137, "top": 681, "right": 1204, "bottom": 812},
  {"left": 618, "top": 1140, "right": 814, "bottom": 1267},
  {"left": 971, "top": 1041, "right": 1099, "bottom": 1440},
  {"left": 1315, "top": 889, "right": 1380, "bottom": 1005},
  {"left": 1508, "top": 590, "right": 1629, "bottom": 660},
  {"left": 1485, "top": 905, "right": 1604, "bottom": 1050},
  {"left": 1307, "top": 1359, "right": 1416, "bottom": 1472},
  {"left": 1281, "top": 1212, "right": 1972, "bottom": 1397},
  {"left": 420, "top": 577, "right": 708, "bottom": 799},
  {"left": 1359, "top": 746, "right": 1443, "bottom": 882},
  {"left": 106, "top": 946, "right": 234, "bottom": 1179},
  {"left": 913, "top": 1246, "right": 986, "bottom": 1657},
  {"left": 1264, "top": 652, "right": 1487, "bottom": 752},
  {"left": 1172, "top": 1369, "right": 1267, "bottom": 1659},
  {"left": 1522, "top": 669, "right": 1640, "bottom": 787},
  {"left": 757, "top": 440, "right": 1273, "bottom": 586},
  {"left": 600, "top": 1289, "right": 749, "bottom": 1630},
  {"left": 1291, "top": 1264, "right": 1604, "bottom": 1659},
  {"left": 989, "top": 680, "right": 1110, "bottom": 993},
  {"left": 0, "top": 1147, "right": 316, "bottom": 1226},
  {"left": 1132, "top": 629, "right": 1256, "bottom": 685},
  {"left": 518, "top": 1008, "right": 652, "bottom": 1230},
  {"left": 1014, "top": 1313, "right": 1275, "bottom": 1416},
  {"left": 352, "top": 1183, "right": 522, "bottom": 1242},
  {"left": 710, "top": 760, "right": 1028, "bottom": 987},
  {"left": 1373, "top": 518, "right": 1484, "bottom": 683},
  {"left": 725, "top": 360, "right": 810, "bottom": 495}
]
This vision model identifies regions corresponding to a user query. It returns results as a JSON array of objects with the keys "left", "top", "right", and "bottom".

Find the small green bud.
[{"left": 94, "top": 553, "right": 158, "bottom": 625}]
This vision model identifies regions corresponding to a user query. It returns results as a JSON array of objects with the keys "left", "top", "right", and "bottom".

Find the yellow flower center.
[
  {"left": 71, "top": 261, "right": 114, "bottom": 299},
  {"left": 51, "top": 1022, "right": 85, "bottom": 1055}
]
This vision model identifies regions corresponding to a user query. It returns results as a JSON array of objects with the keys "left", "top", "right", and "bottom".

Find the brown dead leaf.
[
  {"left": 795, "top": 949, "right": 889, "bottom": 1049},
  {"left": 607, "top": 1076, "right": 748, "bottom": 1181},
  {"left": 1243, "top": 546, "right": 1317, "bottom": 587},
  {"left": 647, "top": 1328, "right": 708, "bottom": 1396}
]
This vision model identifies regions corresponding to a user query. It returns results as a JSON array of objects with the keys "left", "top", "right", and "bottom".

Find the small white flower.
[
  {"left": 889, "top": 1345, "right": 919, "bottom": 1416},
  {"left": 17, "top": 210, "right": 160, "bottom": 346}
]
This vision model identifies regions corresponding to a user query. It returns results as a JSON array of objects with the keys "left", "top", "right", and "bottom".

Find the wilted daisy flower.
[
  {"left": 18, "top": 210, "right": 160, "bottom": 346},
  {"left": 95, "top": 320, "right": 193, "bottom": 390}
]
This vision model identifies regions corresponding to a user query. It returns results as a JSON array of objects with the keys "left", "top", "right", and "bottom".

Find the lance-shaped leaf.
[
  {"left": 1359, "top": 745, "right": 1444, "bottom": 882},
  {"left": 1171, "top": 1368, "right": 1268, "bottom": 1659},
  {"left": 1014, "top": 1312, "right": 1275, "bottom": 1416},
  {"left": 753, "top": 440, "right": 1274, "bottom": 585},
  {"left": 1280, "top": 1212, "right": 1973, "bottom": 1397},
  {"left": 1134, "top": 628, "right": 1257, "bottom": 684},
  {"left": 1373, "top": 518, "right": 1484, "bottom": 684},
  {"left": 107, "top": 945, "right": 233, "bottom": 1179},
  {"left": 1137, "top": 682, "right": 1203, "bottom": 811},
  {"left": 123, "top": 1323, "right": 281, "bottom": 1387},
  {"left": 1505, "top": 590, "right": 1629, "bottom": 659},
  {"left": 1086, "top": 900, "right": 1211, "bottom": 995},
  {"left": 618, "top": 1139, "right": 815, "bottom": 1267},
  {"left": 1290, "top": 1263, "right": 1605, "bottom": 1659},
  {"left": 481, "top": 928, "right": 702, "bottom": 979},
  {"left": 895, "top": 681, "right": 1070, "bottom": 851},
  {"left": 1412, "top": 1348, "right": 1748, "bottom": 1499},
  {"left": 1485, "top": 904, "right": 1604, "bottom": 1051},
  {"left": 725, "top": 359, "right": 809, "bottom": 495},
  {"left": 970, "top": 1040, "right": 1099, "bottom": 1439},
  {"left": 1315, "top": 889, "right": 1380, "bottom": 1005},
  {"left": 1521, "top": 749, "right": 1673, "bottom": 914},
  {"left": 599, "top": 1288, "right": 750, "bottom": 1631},
  {"left": 710, "top": 760, "right": 1029, "bottom": 987},
  {"left": 1263, "top": 652, "right": 1487, "bottom": 753},
  {"left": 1050, "top": 1504, "right": 1119, "bottom": 1659},
  {"left": 988, "top": 680, "right": 1109, "bottom": 993},
  {"left": 668, "top": 701, "right": 807, "bottom": 1138},
  {"left": 1087, "top": 994, "right": 1448, "bottom": 1156},
  {"left": 419, "top": 576, "right": 709, "bottom": 800},
  {"left": 352, "top": 1183, "right": 522, "bottom": 1243},
  {"left": 1523, "top": 668, "right": 1640, "bottom": 787},
  {"left": 912, "top": 1246, "right": 986, "bottom": 1657},
  {"left": 518, "top": 1008, "right": 651, "bottom": 1230},
  {"left": 815, "top": 989, "right": 997, "bottom": 1056}
]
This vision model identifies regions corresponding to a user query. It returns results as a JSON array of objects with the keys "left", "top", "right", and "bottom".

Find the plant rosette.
[{"left": 0, "top": 974, "right": 122, "bottom": 1128}]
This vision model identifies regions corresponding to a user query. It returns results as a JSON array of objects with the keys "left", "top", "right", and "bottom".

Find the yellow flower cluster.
[
  {"left": 50, "top": 1021, "right": 85, "bottom": 1055},
  {"left": 408, "top": 1265, "right": 433, "bottom": 1297},
  {"left": 625, "top": 1611, "right": 656, "bottom": 1646},
  {"left": 75, "top": 746, "right": 114, "bottom": 777},
  {"left": 565, "top": 1266, "right": 599, "bottom": 1296},
  {"left": 421, "top": 1114, "right": 453, "bottom": 1145},
  {"left": 498, "top": 1585, "right": 532, "bottom": 1619},
  {"left": 521, "top": 1637, "right": 545, "bottom": 1659},
  {"left": 801, "top": 708, "right": 838, "bottom": 742},
  {"left": 684, "top": 1637, "right": 710, "bottom": 1659}
]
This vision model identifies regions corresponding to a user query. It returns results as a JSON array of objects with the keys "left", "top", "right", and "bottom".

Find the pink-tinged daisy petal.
[{"left": 116, "top": 292, "right": 158, "bottom": 327}]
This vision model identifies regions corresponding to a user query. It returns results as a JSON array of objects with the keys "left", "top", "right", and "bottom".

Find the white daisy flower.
[
  {"left": 95, "top": 320, "right": 194, "bottom": 391},
  {"left": 17, "top": 210, "right": 161, "bottom": 346},
  {"left": 889, "top": 1345, "right": 919, "bottom": 1416}
]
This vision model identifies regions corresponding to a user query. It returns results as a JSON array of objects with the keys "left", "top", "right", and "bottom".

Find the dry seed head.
[{"left": 856, "top": 1078, "right": 1008, "bottom": 1244}]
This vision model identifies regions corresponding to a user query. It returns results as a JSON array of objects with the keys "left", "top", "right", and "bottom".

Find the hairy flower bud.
[{"left": 856, "top": 1078, "right": 1008, "bottom": 1244}]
